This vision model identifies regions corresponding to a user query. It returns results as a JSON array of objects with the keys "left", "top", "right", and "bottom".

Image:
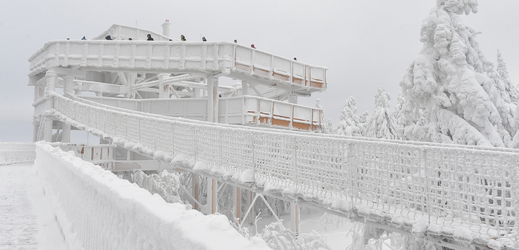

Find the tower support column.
[{"left": 290, "top": 202, "right": 300, "bottom": 236}]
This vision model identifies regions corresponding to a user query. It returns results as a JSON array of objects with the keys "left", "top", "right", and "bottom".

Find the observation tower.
[{"left": 29, "top": 20, "right": 328, "bottom": 146}]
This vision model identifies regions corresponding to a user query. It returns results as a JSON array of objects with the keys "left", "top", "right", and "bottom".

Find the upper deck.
[{"left": 28, "top": 40, "right": 327, "bottom": 95}]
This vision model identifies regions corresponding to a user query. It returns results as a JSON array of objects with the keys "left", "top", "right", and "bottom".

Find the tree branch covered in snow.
[
  {"left": 399, "top": 0, "right": 519, "bottom": 147},
  {"left": 337, "top": 97, "right": 363, "bottom": 137},
  {"left": 364, "top": 88, "right": 400, "bottom": 140}
]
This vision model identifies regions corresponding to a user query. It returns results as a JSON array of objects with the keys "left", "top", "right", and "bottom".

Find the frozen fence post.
[{"left": 421, "top": 147, "right": 431, "bottom": 224}]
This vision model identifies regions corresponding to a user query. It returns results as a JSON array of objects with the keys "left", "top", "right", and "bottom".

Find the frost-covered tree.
[
  {"left": 392, "top": 93, "right": 406, "bottom": 139},
  {"left": 399, "top": 0, "right": 516, "bottom": 147},
  {"left": 315, "top": 98, "right": 333, "bottom": 134},
  {"left": 337, "top": 97, "right": 362, "bottom": 137},
  {"left": 358, "top": 111, "right": 369, "bottom": 136},
  {"left": 364, "top": 88, "right": 399, "bottom": 140},
  {"left": 496, "top": 50, "right": 519, "bottom": 103}
]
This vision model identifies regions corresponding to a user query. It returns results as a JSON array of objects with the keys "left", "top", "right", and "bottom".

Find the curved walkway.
[{"left": 0, "top": 163, "right": 66, "bottom": 250}]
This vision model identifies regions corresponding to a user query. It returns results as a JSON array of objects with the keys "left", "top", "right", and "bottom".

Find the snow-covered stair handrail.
[
  {"left": 49, "top": 94, "right": 519, "bottom": 248},
  {"left": 34, "top": 142, "right": 269, "bottom": 250},
  {"left": 0, "top": 142, "right": 36, "bottom": 165}
]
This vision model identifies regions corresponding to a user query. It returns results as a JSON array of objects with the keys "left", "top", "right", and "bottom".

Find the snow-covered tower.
[{"left": 28, "top": 22, "right": 328, "bottom": 143}]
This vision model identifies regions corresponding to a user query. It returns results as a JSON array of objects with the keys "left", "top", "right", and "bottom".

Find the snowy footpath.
[{"left": 0, "top": 163, "right": 66, "bottom": 250}]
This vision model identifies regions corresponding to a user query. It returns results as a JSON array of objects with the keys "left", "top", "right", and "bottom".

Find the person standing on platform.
[
  {"left": 147, "top": 34, "right": 154, "bottom": 41},
  {"left": 181, "top": 35, "right": 186, "bottom": 41}
]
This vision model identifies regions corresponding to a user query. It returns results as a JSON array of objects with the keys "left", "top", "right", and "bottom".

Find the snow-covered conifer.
[
  {"left": 336, "top": 97, "right": 361, "bottom": 136},
  {"left": 364, "top": 88, "right": 399, "bottom": 140},
  {"left": 358, "top": 111, "right": 369, "bottom": 136},
  {"left": 496, "top": 50, "right": 519, "bottom": 103},
  {"left": 399, "top": 0, "right": 516, "bottom": 147}
]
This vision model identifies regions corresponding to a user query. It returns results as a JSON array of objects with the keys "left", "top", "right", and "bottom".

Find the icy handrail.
[
  {"left": 27, "top": 40, "right": 327, "bottom": 90},
  {"left": 49, "top": 93, "right": 519, "bottom": 246},
  {"left": 69, "top": 93, "right": 519, "bottom": 153},
  {"left": 34, "top": 142, "right": 269, "bottom": 250}
]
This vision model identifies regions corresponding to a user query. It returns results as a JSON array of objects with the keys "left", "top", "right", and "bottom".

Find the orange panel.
[
  {"left": 293, "top": 122, "right": 311, "bottom": 130},
  {"left": 259, "top": 117, "right": 269, "bottom": 124},
  {"left": 273, "top": 72, "right": 289, "bottom": 81},
  {"left": 272, "top": 118, "right": 290, "bottom": 127},
  {"left": 311, "top": 81, "right": 323, "bottom": 88},
  {"left": 253, "top": 67, "right": 271, "bottom": 77},
  {"left": 292, "top": 78, "right": 303, "bottom": 85},
  {"left": 235, "top": 63, "right": 251, "bottom": 72}
]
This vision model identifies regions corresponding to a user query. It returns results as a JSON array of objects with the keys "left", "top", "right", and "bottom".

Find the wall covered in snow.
[
  {"left": 0, "top": 143, "right": 35, "bottom": 165},
  {"left": 34, "top": 142, "right": 269, "bottom": 250}
]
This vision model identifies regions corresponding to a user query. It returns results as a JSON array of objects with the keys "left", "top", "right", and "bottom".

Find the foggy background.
[{"left": 1, "top": 0, "right": 518, "bottom": 142}]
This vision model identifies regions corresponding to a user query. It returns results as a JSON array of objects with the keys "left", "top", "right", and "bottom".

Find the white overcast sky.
[{"left": 1, "top": 1, "right": 518, "bottom": 142}]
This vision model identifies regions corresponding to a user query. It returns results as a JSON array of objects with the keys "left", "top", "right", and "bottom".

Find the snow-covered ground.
[
  {"left": 0, "top": 163, "right": 66, "bottom": 249},
  {"left": 251, "top": 209, "right": 354, "bottom": 250}
]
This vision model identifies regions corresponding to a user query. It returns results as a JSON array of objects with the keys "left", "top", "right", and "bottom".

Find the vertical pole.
[
  {"left": 64, "top": 76, "right": 75, "bottom": 95},
  {"left": 192, "top": 174, "right": 200, "bottom": 210},
  {"left": 206, "top": 76, "right": 219, "bottom": 123},
  {"left": 207, "top": 77, "right": 214, "bottom": 122},
  {"left": 43, "top": 68, "right": 58, "bottom": 143},
  {"left": 206, "top": 177, "right": 217, "bottom": 214},
  {"left": 233, "top": 187, "right": 242, "bottom": 223},
  {"left": 62, "top": 122, "right": 71, "bottom": 143},
  {"left": 158, "top": 74, "right": 170, "bottom": 98},
  {"left": 45, "top": 68, "right": 57, "bottom": 94},
  {"left": 43, "top": 116, "right": 53, "bottom": 142},
  {"left": 211, "top": 179, "right": 217, "bottom": 214},
  {"left": 248, "top": 190, "right": 255, "bottom": 225},
  {"left": 62, "top": 74, "right": 75, "bottom": 143},
  {"left": 290, "top": 202, "right": 300, "bottom": 236},
  {"left": 205, "top": 75, "right": 219, "bottom": 214}
]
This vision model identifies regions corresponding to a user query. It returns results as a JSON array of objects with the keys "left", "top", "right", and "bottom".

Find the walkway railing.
[
  {"left": 49, "top": 94, "right": 519, "bottom": 247},
  {"left": 28, "top": 40, "right": 326, "bottom": 91},
  {"left": 82, "top": 95, "right": 322, "bottom": 131}
]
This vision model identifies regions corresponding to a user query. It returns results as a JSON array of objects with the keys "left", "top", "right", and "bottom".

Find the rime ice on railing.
[{"left": 48, "top": 93, "right": 519, "bottom": 247}]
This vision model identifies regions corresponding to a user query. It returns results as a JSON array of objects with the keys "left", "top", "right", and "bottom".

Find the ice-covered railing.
[
  {"left": 28, "top": 40, "right": 326, "bottom": 90},
  {"left": 49, "top": 94, "right": 519, "bottom": 248},
  {"left": 82, "top": 95, "right": 322, "bottom": 131},
  {"left": 34, "top": 142, "right": 269, "bottom": 250},
  {"left": 0, "top": 143, "right": 36, "bottom": 165}
]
